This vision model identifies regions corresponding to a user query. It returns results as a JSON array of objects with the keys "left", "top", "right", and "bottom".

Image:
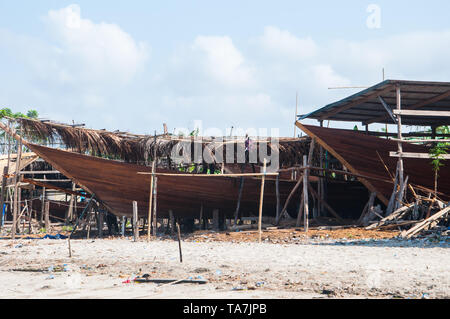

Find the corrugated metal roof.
[{"left": 299, "top": 80, "right": 450, "bottom": 125}]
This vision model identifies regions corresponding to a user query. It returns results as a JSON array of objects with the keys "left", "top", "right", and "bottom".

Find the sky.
[{"left": 1, "top": 1, "right": 450, "bottom": 137}]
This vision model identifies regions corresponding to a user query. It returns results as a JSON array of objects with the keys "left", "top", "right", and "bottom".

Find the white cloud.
[
  {"left": 259, "top": 26, "right": 318, "bottom": 60},
  {"left": 310, "top": 64, "right": 351, "bottom": 88},
  {"left": 190, "top": 35, "right": 255, "bottom": 88},
  {"left": 42, "top": 4, "right": 149, "bottom": 85}
]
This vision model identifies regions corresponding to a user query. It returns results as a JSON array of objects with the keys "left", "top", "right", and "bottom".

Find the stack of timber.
[{"left": 365, "top": 198, "right": 449, "bottom": 239}]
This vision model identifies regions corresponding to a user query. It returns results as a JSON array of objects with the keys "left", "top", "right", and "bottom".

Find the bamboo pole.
[
  {"left": 137, "top": 172, "right": 278, "bottom": 177},
  {"left": 258, "top": 159, "right": 267, "bottom": 243}
]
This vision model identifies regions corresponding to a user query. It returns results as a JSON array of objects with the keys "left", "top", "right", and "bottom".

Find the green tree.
[{"left": 430, "top": 142, "right": 448, "bottom": 196}]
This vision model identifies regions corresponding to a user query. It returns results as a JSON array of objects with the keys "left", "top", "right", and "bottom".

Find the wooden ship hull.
[{"left": 27, "top": 143, "right": 302, "bottom": 219}]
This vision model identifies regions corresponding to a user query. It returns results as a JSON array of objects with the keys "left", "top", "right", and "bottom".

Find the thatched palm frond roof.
[{"left": 13, "top": 117, "right": 313, "bottom": 167}]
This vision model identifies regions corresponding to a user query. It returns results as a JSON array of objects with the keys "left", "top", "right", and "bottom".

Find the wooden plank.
[
  {"left": 393, "top": 109, "right": 450, "bottom": 117},
  {"left": 366, "top": 204, "right": 413, "bottom": 230},
  {"left": 389, "top": 138, "right": 450, "bottom": 143},
  {"left": 390, "top": 152, "right": 450, "bottom": 159},
  {"left": 401, "top": 206, "right": 450, "bottom": 238}
]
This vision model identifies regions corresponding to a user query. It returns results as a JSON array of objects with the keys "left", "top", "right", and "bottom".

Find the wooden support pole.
[
  {"left": 67, "top": 182, "right": 75, "bottom": 223},
  {"left": 213, "top": 209, "right": 220, "bottom": 231},
  {"left": 276, "top": 175, "right": 303, "bottom": 225},
  {"left": 303, "top": 156, "right": 309, "bottom": 233},
  {"left": 199, "top": 205, "right": 203, "bottom": 230},
  {"left": 12, "top": 127, "right": 22, "bottom": 239},
  {"left": 169, "top": 210, "right": 175, "bottom": 234},
  {"left": 307, "top": 184, "right": 345, "bottom": 223},
  {"left": 121, "top": 216, "right": 126, "bottom": 237},
  {"left": 233, "top": 177, "right": 245, "bottom": 225},
  {"left": 147, "top": 161, "right": 155, "bottom": 241},
  {"left": 296, "top": 190, "right": 305, "bottom": 227},
  {"left": 275, "top": 174, "right": 280, "bottom": 221},
  {"left": 0, "top": 166, "right": 8, "bottom": 230},
  {"left": 176, "top": 221, "right": 183, "bottom": 263},
  {"left": 40, "top": 175, "right": 46, "bottom": 225},
  {"left": 68, "top": 236, "right": 72, "bottom": 258},
  {"left": 133, "top": 201, "right": 138, "bottom": 242},
  {"left": 395, "top": 84, "right": 405, "bottom": 210},
  {"left": 258, "top": 159, "right": 267, "bottom": 243},
  {"left": 98, "top": 210, "right": 103, "bottom": 238},
  {"left": 44, "top": 201, "right": 50, "bottom": 231},
  {"left": 152, "top": 176, "right": 158, "bottom": 236}
]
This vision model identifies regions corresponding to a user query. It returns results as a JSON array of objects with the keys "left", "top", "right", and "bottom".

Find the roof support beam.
[
  {"left": 319, "top": 85, "right": 394, "bottom": 120},
  {"left": 378, "top": 96, "right": 398, "bottom": 124},
  {"left": 366, "top": 89, "right": 450, "bottom": 124}
]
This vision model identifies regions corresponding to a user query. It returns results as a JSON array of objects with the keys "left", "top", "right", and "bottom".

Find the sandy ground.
[{"left": 0, "top": 233, "right": 449, "bottom": 299}]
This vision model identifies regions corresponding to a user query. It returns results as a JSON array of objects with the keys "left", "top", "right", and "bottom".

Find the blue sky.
[{"left": 1, "top": 1, "right": 450, "bottom": 136}]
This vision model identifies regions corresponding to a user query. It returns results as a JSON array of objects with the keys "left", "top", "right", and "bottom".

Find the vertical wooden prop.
[
  {"left": 121, "top": 216, "right": 126, "bottom": 237},
  {"left": 303, "top": 156, "right": 309, "bottom": 233},
  {"left": 12, "top": 126, "right": 22, "bottom": 239},
  {"left": 40, "top": 175, "right": 46, "bottom": 225},
  {"left": 0, "top": 166, "right": 8, "bottom": 230},
  {"left": 44, "top": 201, "right": 50, "bottom": 231},
  {"left": 133, "top": 201, "right": 138, "bottom": 242},
  {"left": 67, "top": 182, "right": 75, "bottom": 223},
  {"left": 395, "top": 85, "right": 405, "bottom": 208},
  {"left": 152, "top": 177, "right": 158, "bottom": 236},
  {"left": 233, "top": 177, "right": 245, "bottom": 225},
  {"left": 169, "top": 210, "right": 175, "bottom": 234},
  {"left": 212, "top": 209, "right": 220, "bottom": 231},
  {"left": 98, "top": 210, "right": 103, "bottom": 238},
  {"left": 176, "top": 221, "right": 183, "bottom": 263},
  {"left": 275, "top": 174, "right": 280, "bottom": 222},
  {"left": 258, "top": 159, "right": 267, "bottom": 243},
  {"left": 2, "top": 120, "right": 11, "bottom": 230},
  {"left": 147, "top": 161, "right": 155, "bottom": 241}
]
